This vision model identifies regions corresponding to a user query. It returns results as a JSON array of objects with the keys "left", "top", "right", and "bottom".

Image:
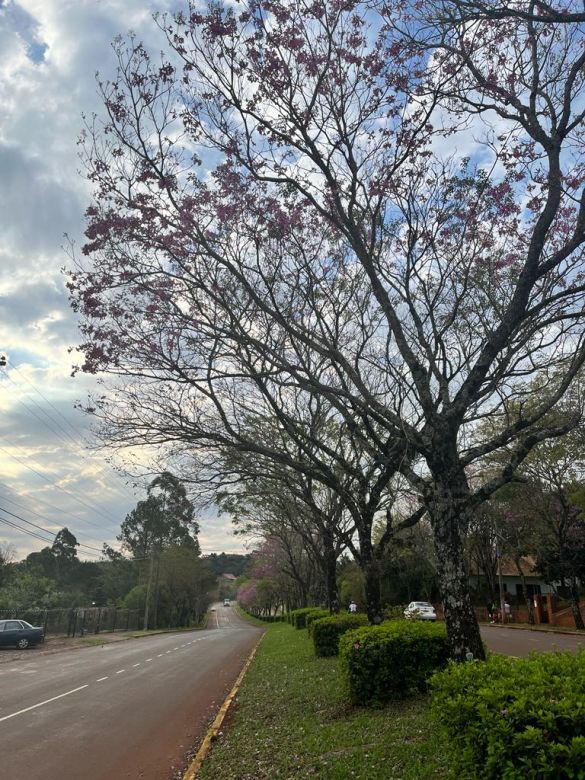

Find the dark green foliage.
[
  {"left": 383, "top": 604, "right": 406, "bottom": 620},
  {"left": 312, "top": 613, "right": 369, "bottom": 656},
  {"left": 339, "top": 620, "right": 449, "bottom": 706},
  {"left": 205, "top": 552, "right": 251, "bottom": 577},
  {"left": 431, "top": 651, "right": 585, "bottom": 779},
  {"left": 288, "top": 607, "right": 324, "bottom": 629},
  {"left": 305, "top": 609, "right": 329, "bottom": 635}
]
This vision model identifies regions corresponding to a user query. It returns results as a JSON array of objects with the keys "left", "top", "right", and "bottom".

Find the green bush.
[
  {"left": 312, "top": 613, "right": 369, "bottom": 657},
  {"left": 289, "top": 607, "right": 325, "bottom": 630},
  {"left": 431, "top": 651, "right": 585, "bottom": 779},
  {"left": 306, "top": 609, "right": 330, "bottom": 635},
  {"left": 339, "top": 619, "right": 448, "bottom": 706},
  {"left": 382, "top": 604, "right": 406, "bottom": 621}
]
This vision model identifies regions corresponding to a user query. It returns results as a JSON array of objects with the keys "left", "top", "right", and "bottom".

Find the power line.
[
  {"left": 0, "top": 505, "right": 104, "bottom": 553},
  {"left": 0, "top": 362, "right": 140, "bottom": 505},
  {"left": 0, "top": 486, "right": 117, "bottom": 537},
  {"left": 0, "top": 514, "right": 55, "bottom": 545},
  {"left": 0, "top": 441, "right": 122, "bottom": 529}
]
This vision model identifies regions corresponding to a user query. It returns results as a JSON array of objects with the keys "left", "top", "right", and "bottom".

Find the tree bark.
[
  {"left": 323, "top": 529, "right": 339, "bottom": 614},
  {"left": 431, "top": 507, "right": 485, "bottom": 661},
  {"left": 570, "top": 578, "right": 585, "bottom": 630}
]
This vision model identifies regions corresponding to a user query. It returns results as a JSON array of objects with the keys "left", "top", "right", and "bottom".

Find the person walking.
[{"left": 349, "top": 600, "right": 358, "bottom": 614}]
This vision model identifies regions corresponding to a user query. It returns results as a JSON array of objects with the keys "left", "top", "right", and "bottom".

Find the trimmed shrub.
[
  {"left": 289, "top": 607, "right": 325, "bottom": 630},
  {"left": 431, "top": 650, "right": 585, "bottom": 779},
  {"left": 312, "top": 613, "right": 369, "bottom": 657},
  {"left": 306, "top": 609, "right": 330, "bottom": 636},
  {"left": 339, "top": 619, "right": 448, "bottom": 706}
]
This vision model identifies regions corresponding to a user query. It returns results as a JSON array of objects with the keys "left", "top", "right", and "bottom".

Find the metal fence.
[{"left": 0, "top": 607, "right": 143, "bottom": 638}]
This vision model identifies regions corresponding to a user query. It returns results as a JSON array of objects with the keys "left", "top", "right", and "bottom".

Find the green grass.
[{"left": 198, "top": 622, "right": 452, "bottom": 780}]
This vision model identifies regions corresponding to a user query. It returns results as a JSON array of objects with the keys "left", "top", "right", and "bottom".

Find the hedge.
[
  {"left": 431, "top": 650, "right": 585, "bottom": 779},
  {"left": 305, "top": 609, "right": 330, "bottom": 635},
  {"left": 339, "top": 619, "right": 448, "bottom": 706},
  {"left": 288, "top": 607, "right": 326, "bottom": 630},
  {"left": 312, "top": 613, "right": 369, "bottom": 656}
]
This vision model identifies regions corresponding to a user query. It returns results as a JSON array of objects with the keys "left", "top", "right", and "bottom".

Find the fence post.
[
  {"left": 80, "top": 609, "right": 86, "bottom": 637},
  {"left": 95, "top": 608, "right": 102, "bottom": 634},
  {"left": 43, "top": 609, "right": 49, "bottom": 638},
  {"left": 126, "top": 610, "right": 130, "bottom": 631},
  {"left": 112, "top": 609, "right": 117, "bottom": 633},
  {"left": 70, "top": 609, "right": 78, "bottom": 638}
]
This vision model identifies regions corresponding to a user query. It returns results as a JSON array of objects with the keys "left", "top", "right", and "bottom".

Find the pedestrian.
[
  {"left": 488, "top": 602, "right": 495, "bottom": 623},
  {"left": 349, "top": 600, "right": 357, "bottom": 614},
  {"left": 504, "top": 601, "right": 511, "bottom": 623}
]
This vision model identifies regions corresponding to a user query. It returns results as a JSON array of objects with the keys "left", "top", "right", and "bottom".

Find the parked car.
[
  {"left": 0, "top": 619, "right": 45, "bottom": 649},
  {"left": 403, "top": 601, "right": 437, "bottom": 621},
  {"left": 223, "top": 599, "right": 231, "bottom": 607}
]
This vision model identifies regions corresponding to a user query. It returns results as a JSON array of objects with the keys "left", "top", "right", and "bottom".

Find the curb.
[
  {"left": 181, "top": 633, "right": 265, "bottom": 780},
  {"left": 482, "top": 623, "right": 585, "bottom": 638}
]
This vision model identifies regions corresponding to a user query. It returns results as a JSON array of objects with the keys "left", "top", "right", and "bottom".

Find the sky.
[{"left": 0, "top": 0, "right": 247, "bottom": 562}]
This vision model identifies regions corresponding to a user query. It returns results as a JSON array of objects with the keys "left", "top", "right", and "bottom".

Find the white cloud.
[{"left": 0, "top": 0, "right": 246, "bottom": 560}]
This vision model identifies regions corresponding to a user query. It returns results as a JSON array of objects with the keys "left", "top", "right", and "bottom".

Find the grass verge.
[{"left": 198, "top": 622, "right": 452, "bottom": 780}]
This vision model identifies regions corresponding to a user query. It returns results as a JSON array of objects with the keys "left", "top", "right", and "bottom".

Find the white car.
[{"left": 404, "top": 601, "right": 437, "bottom": 621}]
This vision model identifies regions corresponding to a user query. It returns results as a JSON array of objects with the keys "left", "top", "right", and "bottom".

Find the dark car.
[{"left": 0, "top": 619, "right": 44, "bottom": 649}]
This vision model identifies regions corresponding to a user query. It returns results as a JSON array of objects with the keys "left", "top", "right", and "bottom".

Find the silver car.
[{"left": 404, "top": 601, "right": 437, "bottom": 621}]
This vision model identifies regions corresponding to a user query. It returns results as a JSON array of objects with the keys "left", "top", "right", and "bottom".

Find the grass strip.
[{"left": 198, "top": 622, "right": 452, "bottom": 779}]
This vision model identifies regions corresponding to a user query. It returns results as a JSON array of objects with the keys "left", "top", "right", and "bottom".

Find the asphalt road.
[
  {"left": 481, "top": 624, "right": 585, "bottom": 656},
  {"left": 0, "top": 604, "right": 262, "bottom": 780}
]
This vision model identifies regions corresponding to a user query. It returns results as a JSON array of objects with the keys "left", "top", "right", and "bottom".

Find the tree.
[
  {"left": 0, "top": 542, "right": 16, "bottom": 588},
  {"left": 70, "top": 1, "right": 585, "bottom": 660},
  {"left": 118, "top": 472, "right": 199, "bottom": 628},
  {"left": 51, "top": 527, "right": 79, "bottom": 562}
]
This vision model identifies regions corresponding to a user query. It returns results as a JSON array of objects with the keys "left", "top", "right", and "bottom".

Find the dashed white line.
[
  {"left": 0, "top": 685, "right": 89, "bottom": 723},
  {"left": 96, "top": 676, "right": 109, "bottom": 682},
  {"left": 145, "top": 658, "right": 153, "bottom": 662},
  {"left": 157, "top": 653, "right": 164, "bottom": 657},
  {"left": 174, "top": 647, "right": 179, "bottom": 650},
  {"left": 116, "top": 669, "right": 126, "bottom": 674},
  {"left": 132, "top": 663, "right": 141, "bottom": 667}
]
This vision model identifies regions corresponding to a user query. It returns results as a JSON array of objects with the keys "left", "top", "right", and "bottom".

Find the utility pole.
[{"left": 143, "top": 542, "right": 156, "bottom": 631}]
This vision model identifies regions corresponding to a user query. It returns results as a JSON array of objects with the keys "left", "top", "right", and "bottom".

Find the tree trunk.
[
  {"left": 431, "top": 508, "right": 485, "bottom": 661},
  {"left": 358, "top": 531, "right": 383, "bottom": 623},
  {"left": 323, "top": 529, "right": 339, "bottom": 614},
  {"left": 569, "top": 579, "right": 584, "bottom": 630}
]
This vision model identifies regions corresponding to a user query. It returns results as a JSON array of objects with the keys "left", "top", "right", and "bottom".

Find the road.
[
  {"left": 481, "top": 624, "right": 585, "bottom": 657},
  {"left": 0, "top": 604, "right": 262, "bottom": 780}
]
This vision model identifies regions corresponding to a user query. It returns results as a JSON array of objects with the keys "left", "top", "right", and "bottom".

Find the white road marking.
[
  {"left": 166, "top": 650, "right": 171, "bottom": 654},
  {"left": 174, "top": 647, "right": 179, "bottom": 650},
  {"left": 145, "top": 658, "right": 153, "bottom": 662},
  {"left": 96, "top": 676, "right": 108, "bottom": 682},
  {"left": 132, "top": 663, "right": 141, "bottom": 667},
  {"left": 116, "top": 669, "right": 125, "bottom": 674},
  {"left": 157, "top": 653, "right": 164, "bottom": 657},
  {"left": 0, "top": 685, "right": 89, "bottom": 723}
]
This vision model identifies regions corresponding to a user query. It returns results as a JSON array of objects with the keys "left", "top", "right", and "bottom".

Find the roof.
[
  {"left": 498, "top": 555, "right": 539, "bottom": 577},
  {"left": 220, "top": 573, "right": 237, "bottom": 580}
]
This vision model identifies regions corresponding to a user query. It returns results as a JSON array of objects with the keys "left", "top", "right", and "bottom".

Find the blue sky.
[{"left": 0, "top": 0, "right": 245, "bottom": 561}]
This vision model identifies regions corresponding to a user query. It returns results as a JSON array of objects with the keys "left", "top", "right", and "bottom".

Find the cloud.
[{"left": 0, "top": 0, "right": 248, "bottom": 561}]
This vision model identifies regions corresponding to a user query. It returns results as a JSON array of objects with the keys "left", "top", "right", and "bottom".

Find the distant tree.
[
  {"left": 51, "top": 528, "right": 79, "bottom": 562},
  {"left": 0, "top": 542, "right": 16, "bottom": 588},
  {"left": 118, "top": 473, "right": 200, "bottom": 628}
]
